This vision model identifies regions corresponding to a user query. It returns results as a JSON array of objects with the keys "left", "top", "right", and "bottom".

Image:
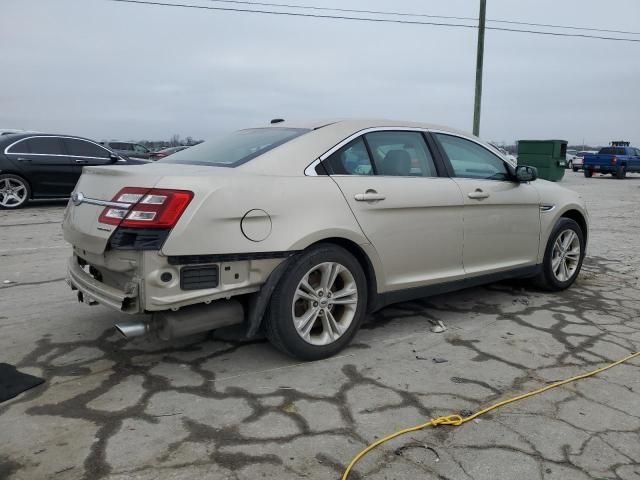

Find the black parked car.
[{"left": 0, "top": 133, "right": 147, "bottom": 209}]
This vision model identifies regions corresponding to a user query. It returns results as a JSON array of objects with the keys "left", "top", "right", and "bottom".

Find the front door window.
[{"left": 434, "top": 133, "right": 509, "bottom": 180}]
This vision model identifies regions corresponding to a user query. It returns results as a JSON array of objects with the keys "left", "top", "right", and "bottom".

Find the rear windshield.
[
  {"left": 599, "top": 147, "right": 626, "bottom": 155},
  {"left": 161, "top": 128, "right": 309, "bottom": 167}
]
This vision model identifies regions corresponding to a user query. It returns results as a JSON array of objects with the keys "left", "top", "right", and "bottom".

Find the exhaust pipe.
[
  {"left": 115, "top": 299, "right": 244, "bottom": 340},
  {"left": 115, "top": 321, "right": 152, "bottom": 338}
]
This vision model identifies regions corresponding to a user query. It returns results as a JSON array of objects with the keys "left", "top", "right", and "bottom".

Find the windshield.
[{"left": 161, "top": 128, "right": 309, "bottom": 167}]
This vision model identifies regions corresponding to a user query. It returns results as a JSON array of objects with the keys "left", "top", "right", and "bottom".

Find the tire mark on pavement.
[{"left": 0, "top": 221, "right": 61, "bottom": 228}]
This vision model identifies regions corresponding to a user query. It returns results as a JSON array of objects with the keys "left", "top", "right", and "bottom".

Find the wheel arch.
[
  {"left": 244, "top": 236, "right": 381, "bottom": 338},
  {"left": 310, "top": 237, "right": 380, "bottom": 313},
  {"left": 560, "top": 209, "right": 588, "bottom": 245}
]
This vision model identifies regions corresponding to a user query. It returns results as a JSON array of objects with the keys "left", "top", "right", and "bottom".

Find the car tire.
[
  {"left": 572, "top": 167, "right": 579, "bottom": 172},
  {"left": 584, "top": 170, "right": 593, "bottom": 178},
  {"left": 533, "top": 218, "right": 585, "bottom": 291},
  {"left": 0, "top": 174, "right": 30, "bottom": 209},
  {"left": 616, "top": 166, "right": 626, "bottom": 179},
  {"left": 264, "top": 244, "right": 368, "bottom": 360}
]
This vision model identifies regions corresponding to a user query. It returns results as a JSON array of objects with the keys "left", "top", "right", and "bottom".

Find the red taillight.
[
  {"left": 611, "top": 156, "right": 617, "bottom": 165},
  {"left": 98, "top": 187, "right": 193, "bottom": 229}
]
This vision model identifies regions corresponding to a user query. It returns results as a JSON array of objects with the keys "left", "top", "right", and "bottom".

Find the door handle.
[
  {"left": 16, "top": 157, "right": 31, "bottom": 162},
  {"left": 74, "top": 159, "right": 89, "bottom": 164},
  {"left": 468, "top": 189, "right": 490, "bottom": 200},
  {"left": 354, "top": 190, "right": 386, "bottom": 202}
]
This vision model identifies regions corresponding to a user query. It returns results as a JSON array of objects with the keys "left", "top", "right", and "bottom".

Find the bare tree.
[{"left": 170, "top": 134, "right": 181, "bottom": 147}]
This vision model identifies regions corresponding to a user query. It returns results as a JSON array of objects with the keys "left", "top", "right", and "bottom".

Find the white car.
[
  {"left": 62, "top": 119, "right": 588, "bottom": 360},
  {"left": 569, "top": 150, "right": 598, "bottom": 171}
]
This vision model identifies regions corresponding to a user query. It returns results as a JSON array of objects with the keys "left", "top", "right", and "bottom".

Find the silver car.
[{"left": 63, "top": 119, "right": 588, "bottom": 360}]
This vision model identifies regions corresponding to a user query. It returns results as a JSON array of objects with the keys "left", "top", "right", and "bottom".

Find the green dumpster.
[{"left": 517, "top": 140, "right": 567, "bottom": 182}]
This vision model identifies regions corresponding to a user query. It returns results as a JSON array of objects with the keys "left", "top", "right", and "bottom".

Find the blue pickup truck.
[{"left": 583, "top": 145, "right": 640, "bottom": 179}]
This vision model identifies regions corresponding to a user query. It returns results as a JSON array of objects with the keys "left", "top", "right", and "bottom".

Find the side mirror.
[
  {"left": 515, "top": 165, "right": 537, "bottom": 182},
  {"left": 109, "top": 153, "right": 119, "bottom": 163}
]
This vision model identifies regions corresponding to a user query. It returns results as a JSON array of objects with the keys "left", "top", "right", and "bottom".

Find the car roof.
[
  {"left": 260, "top": 118, "right": 472, "bottom": 136},
  {"left": 0, "top": 133, "right": 113, "bottom": 148},
  {"left": 239, "top": 118, "right": 500, "bottom": 176}
]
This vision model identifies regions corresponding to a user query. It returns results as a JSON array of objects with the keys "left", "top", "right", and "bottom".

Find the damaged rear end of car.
[{"left": 63, "top": 163, "right": 288, "bottom": 341}]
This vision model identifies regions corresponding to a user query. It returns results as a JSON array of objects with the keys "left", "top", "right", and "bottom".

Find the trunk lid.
[{"left": 63, "top": 163, "right": 218, "bottom": 254}]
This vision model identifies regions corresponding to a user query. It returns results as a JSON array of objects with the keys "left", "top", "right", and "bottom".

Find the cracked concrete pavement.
[{"left": 1, "top": 172, "right": 639, "bottom": 480}]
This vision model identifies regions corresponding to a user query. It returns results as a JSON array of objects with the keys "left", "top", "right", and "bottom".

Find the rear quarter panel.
[
  {"left": 0, "top": 152, "right": 28, "bottom": 176},
  {"left": 158, "top": 174, "right": 370, "bottom": 256}
]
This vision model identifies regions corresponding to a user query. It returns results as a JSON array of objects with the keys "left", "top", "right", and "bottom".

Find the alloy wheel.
[
  {"left": 291, "top": 261, "right": 358, "bottom": 346},
  {"left": 551, "top": 229, "right": 581, "bottom": 282},
  {"left": 0, "top": 177, "right": 28, "bottom": 208}
]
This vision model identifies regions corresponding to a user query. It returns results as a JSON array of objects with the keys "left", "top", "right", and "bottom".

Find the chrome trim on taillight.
[{"left": 72, "top": 191, "right": 131, "bottom": 209}]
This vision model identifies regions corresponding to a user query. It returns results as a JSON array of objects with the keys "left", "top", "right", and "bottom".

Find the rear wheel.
[
  {"left": 616, "top": 166, "right": 626, "bottom": 179},
  {"left": 264, "top": 244, "right": 367, "bottom": 360},
  {"left": 0, "top": 174, "right": 30, "bottom": 209},
  {"left": 534, "top": 218, "right": 585, "bottom": 291},
  {"left": 584, "top": 170, "right": 593, "bottom": 178}
]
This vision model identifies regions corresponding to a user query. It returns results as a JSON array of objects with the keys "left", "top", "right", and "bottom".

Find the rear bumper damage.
[
  {"left": 66, "top": 250, "right": 288, "bottom": 339},
  {"left": 67, "top": 257, "right": 139, "bottom": 312}
]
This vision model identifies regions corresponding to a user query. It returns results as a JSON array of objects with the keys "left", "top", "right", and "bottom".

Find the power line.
[
  {"left": 108, "top": 0, "right": 640, "bottom": 43},
  {"left": 487, "top": 17, "right": 640, "bottom": 36},
  {"left": 207, "top": 0, "right": 478, "bottom": 22},
  {"left": 204, "top": 0, "right": 640, "bottom": 36}
]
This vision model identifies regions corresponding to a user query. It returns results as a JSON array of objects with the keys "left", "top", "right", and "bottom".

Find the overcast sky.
[{"left": 2, "top": 0, "right": 639, "bottom": 146}]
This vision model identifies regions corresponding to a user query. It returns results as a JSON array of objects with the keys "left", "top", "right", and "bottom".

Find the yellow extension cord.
[{"left": 342, "top": 350, "right": 640, "bottom": 480}]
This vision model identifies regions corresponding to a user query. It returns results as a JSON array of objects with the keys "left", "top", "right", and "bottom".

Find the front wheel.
[
  {"left": 264, "top": 244, "right": 367, "bottom": 360},
  {"left": 534, "top": 218, "right": 585, "bottom": 291},
  {"left": 0, "top": 174, "right": 30, "bottom": 209}
]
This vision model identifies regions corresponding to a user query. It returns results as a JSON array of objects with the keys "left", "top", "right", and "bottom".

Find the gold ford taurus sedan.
[{"left": 63, "top": 119, "right": 588, "bottom": 359}]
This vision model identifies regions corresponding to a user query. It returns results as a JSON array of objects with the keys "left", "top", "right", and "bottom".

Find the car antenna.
[{"left": 270, "top": 118, "right": 285, "bottom": 124}]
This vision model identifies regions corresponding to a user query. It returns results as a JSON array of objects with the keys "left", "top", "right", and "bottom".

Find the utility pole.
[{"left": 473, "top": 0, "right": 487, "bottom": 137}]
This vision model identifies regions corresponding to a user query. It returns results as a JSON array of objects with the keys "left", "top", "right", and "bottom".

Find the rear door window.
[
  {"left": 323, "top": 137, "right": 373, "bottom": 175},
  {"left": 365, "top": 131, "right": 437, "bottom": 177},
  {"left": 26, "top": 137, "right": 65, "bottom": 155}
]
